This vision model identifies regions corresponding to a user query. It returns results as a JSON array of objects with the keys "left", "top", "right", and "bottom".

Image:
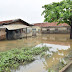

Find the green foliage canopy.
[{"left": 42, "top": 0, "right": 72, "bottom": 26}]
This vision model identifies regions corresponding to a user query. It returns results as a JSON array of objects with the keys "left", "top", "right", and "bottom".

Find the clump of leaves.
[{"left": 40, "top": 52, "right": 45, "bottom": 57}]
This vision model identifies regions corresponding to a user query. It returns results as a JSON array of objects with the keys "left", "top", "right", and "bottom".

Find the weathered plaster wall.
[
  {"left": 0, "top": 29, "right": 6, "bottom": 40},
  {"left": 42, "top": 26, "right": 70, "bottom": 34}
]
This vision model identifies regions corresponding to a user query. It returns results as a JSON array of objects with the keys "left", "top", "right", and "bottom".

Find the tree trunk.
[{"left": 70, "top": 25, "right": 72, "bottom": 39}]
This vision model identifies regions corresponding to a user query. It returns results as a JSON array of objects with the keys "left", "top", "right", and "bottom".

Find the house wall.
[
  {"left": 0, "top": 29, "right": 6, "bottom": 40},
  {"left": 32, "top": 26, "right": 41, "bottom": 36},
  {"left": 36, "top": 26, "right": 41, "bottom": 35},
  {"left": 42, "top": 26, "right": 70, "bottom": 34},
  {"left": 32, "top": 28, "right": 36, "bottom": 36},
  {"left": 6, "top": 28, "right": 27, "bottom": 40},
  {"left": 27, "top": 27, "right": 32, "bottom": 37},
  {"left": 20, "top": 28, "right": 27, "bottom": 38},
  {"left": 14, "top": 29, "right": 22, "bottom": 39},
  {"left": 6, "top": 30, "right": 16, "bottom": 40}
]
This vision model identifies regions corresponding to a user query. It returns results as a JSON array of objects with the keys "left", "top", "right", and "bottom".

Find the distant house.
[
  {"left": 0, "top": 19, "right": 32, "bottom": 40},
  {"left": 34, "top": 22, "right": 70, "bottom": 34},
  {"left": 32, "top": 26, "right": 41, "bottom": 36}
]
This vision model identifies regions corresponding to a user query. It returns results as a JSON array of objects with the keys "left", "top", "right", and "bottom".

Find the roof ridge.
[{"left": 34, "top": 22, "right": 69, "bottom": 27}]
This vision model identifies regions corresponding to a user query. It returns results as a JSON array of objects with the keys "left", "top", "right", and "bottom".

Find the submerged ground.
[{"left": 0, "top": 34, "right": 72, "bottom": 72}]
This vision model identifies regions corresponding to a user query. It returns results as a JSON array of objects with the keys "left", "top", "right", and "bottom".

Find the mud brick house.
[
  {"left": 0, "top": 19, "right": 32, "bottom": 40},
  {"left": 34, "top": 22, "right": 70, "bottom": 34}
]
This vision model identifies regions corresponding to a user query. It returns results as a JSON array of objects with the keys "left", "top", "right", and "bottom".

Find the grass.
[{"left": 0, "top": 46, "right": 50, "bottom": 72}]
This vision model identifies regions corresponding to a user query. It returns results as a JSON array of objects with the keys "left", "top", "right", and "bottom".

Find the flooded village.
[
  {"left": 0, "top": 0, "right": 72, "bottom": 72},
  {"left": 0, "top": 19, "right": 71, "bottom": 40},
  {"left": 0, "top": 19, "right": 72, "bottom": 72}
]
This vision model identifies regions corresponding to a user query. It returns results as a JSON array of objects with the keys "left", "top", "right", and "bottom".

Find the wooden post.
[{"left": 26, "top": 27, "right": 27, "bottom": 38}]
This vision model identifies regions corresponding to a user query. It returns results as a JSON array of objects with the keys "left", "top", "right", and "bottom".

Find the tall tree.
[{"left": 42, "top": 0, "right": 72, "bottom": 39}]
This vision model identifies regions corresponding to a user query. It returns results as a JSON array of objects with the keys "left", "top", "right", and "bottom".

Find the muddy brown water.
[
  {"left": 0, "top": 34, "right": 71, "bottom": 52},
  {"left": 0, "top": 34, "right": 72, "bottom": 72}
]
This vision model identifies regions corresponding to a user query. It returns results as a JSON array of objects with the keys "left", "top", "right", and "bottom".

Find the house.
[
  {"left": 34, "top": 22, "right": 70, "bottom": 34},
  {"left": 0, "top": 19, "right": 32, "bottom": 40},
  {"left": 32, "top": 26, "right": 41, "bottom": 36}
]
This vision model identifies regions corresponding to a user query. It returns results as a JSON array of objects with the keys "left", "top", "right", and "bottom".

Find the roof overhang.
[
  {"left": 3, "top": 24, "right": 29, "bottom": 30},
  {"left": 0, "top": 26, "right": 6, "bottom": 29}
]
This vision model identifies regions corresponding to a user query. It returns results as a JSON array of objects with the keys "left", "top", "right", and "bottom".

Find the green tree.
[{"left": 42, "top": 0, "right": 72, "bottom": 39}]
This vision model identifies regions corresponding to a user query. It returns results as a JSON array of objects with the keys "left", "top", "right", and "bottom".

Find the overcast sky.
[{"left": 0, "top": 0, "right": 62, "bottom": 24}]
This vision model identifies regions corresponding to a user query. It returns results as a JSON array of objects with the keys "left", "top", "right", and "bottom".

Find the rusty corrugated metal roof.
[
  {"left": 0, "top": 19, "right": 32, "bottom": 26},
  {"left": 0, "top": 20, "right": 13, "bottom": 24}
]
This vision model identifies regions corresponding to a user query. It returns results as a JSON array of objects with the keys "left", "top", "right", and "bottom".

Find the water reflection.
[
  {"left": 0, "top": 34, "right": 71, "bottom": 52},
  {"left": 13, "top": 58, "right": 47, "bottom": 72}
]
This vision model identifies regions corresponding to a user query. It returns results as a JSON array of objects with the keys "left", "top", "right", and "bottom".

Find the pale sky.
[{"left": 0, "top": 0, "right": 62, "bottom": 24}]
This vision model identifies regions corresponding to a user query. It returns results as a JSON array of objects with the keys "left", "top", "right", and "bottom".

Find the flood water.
[
  {"left": 0, "top": 34, "right": 72, "bottom": 72},
  {"left": 0, "top": 34, "right": 71, "bottom": 52}
]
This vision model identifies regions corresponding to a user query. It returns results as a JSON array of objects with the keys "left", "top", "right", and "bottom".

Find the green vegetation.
[
  {"left": 48, "top": 68, "right": 55, "bottom": 72},
  {"left": 40, "top": 52, "right": 45, "bottom": 57},
  {"left": 42, "top": 0, "right": 72, "bottom": 39},
  {"left": 60, "top": 58, "right": 66, "bottom": 65},
  {"left": 0, "top": 47, "right": 50, "bottom": 72},
  {"left": 59, "top": 58, "right": 67, "bottom": 70}
]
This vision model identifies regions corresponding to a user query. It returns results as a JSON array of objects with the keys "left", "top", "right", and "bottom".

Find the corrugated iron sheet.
[
  {"left": 3, "top": 24, "right": 29, "bottom": 30},
  {"left": 0, "top": 26, "right": 6, "bottom": 29}
]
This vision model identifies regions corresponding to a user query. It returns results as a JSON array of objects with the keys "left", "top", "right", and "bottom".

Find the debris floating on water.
[{"left": 35, "top": 43, "right": 70, "bottom": 52}]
